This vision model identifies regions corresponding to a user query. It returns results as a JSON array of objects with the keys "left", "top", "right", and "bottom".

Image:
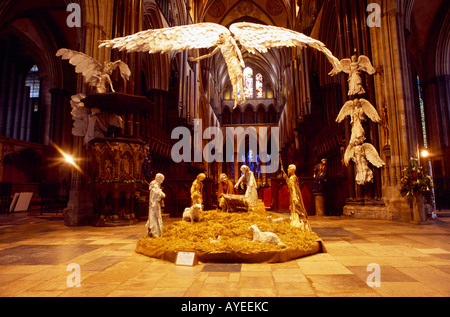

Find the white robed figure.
[
  {"left": 330, "top": 54, "right": 376, "bottom": 96},
  {"left": 235, "top": 165, "right": 258, "bottom": 209},
  {"left": 146, "top": 173, "right": 165, "bottom": 237}
]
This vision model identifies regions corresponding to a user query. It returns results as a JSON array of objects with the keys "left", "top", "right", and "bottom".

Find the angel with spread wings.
[
  {"left": 336, "top": 98, "right": 382, "bottom": 143},
  {"left": 56, "top": 48, "right": 131, "bottom": 94},
  {"left": 344, "top": 138, "right": 385, "bottom": 185},
  {"left": 69, "top": 93, "right": 123, "bottom": 144},
  {"left": 99, "top": 22, "right": 341, "bottom": 109},
  {"left": 330, "top": 54, "right": 376, "bottom": 96}
]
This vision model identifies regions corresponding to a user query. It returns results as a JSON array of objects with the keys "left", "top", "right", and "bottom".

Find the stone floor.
[{"left": 0, "top": 211, "right": 450, "bottom": 298}]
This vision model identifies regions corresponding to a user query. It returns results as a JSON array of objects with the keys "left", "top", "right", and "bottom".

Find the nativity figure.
[
  {"left": 191, "top": 173, "right": 206, "bottom": 207},
  {"left": 217, "top": 173, "right": 235, "bottom": 211},
  {"left": 235, "top": 165, "right": 258, "bottom": 209},
  {"left": 146, "top": 173, "right": 165, "bottom": 237},
  {"left": 281, "top": 162, "right": 311, "bottom": 231}
]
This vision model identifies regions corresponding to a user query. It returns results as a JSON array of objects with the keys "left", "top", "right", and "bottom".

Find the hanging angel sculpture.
[
  {"left": 98, "top": 22, "right": 341, "bottom": 109},
  {"left": 336, "top": 98, "right": 382, "bottom": 143},
  {"left": 344, "top": 138, "right": 385, "bottom": 185},
  {"left": 330, "top": 54, "right": 376, "bottom": 96},
  {"left": 56, "top": 48, "right": 131, "bottom": 93}
]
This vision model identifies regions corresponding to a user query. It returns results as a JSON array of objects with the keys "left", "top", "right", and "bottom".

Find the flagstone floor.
[{"left": 0, "top": 211, "right": 450, "bottom": 297}]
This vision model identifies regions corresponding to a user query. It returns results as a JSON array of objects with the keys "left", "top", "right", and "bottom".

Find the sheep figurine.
[
  {"left": 249, "top": 224, "right": 285, "bottom": 247},
  {"left": 267, "top": 215, "right": 284, "bottom": 224},
  {"left": 209, "top": 235, "right": 221, "bottom": 244},
  {"left": 182, "top": 204, "right": 203, "bottom": 222}
]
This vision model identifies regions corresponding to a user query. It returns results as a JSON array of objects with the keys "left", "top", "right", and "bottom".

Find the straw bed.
[{"left": 136, "top": 210, "right": 321, "bottom": 262}]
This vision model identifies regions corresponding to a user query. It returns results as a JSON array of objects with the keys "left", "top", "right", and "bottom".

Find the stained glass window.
[
  {"left": 256, "top": 73, "right": 263, "bottom": 98},
  {"left": 417, "top": 76, "right": 428, "bottom": 148},
  {"left": 244, "top": 67, "right": 253, "bottom": 98},
  {"left": 25, "top": 65, "right": 40, "bottom": 99}
]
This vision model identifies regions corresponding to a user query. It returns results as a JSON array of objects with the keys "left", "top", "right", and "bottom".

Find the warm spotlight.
[
  {"left": 52, "top": 143, "right": 83, "bottom": 173},
  {"left": 421, "top": 149, "right": 429, "bottom": 158},
  {"left": 63, "top": 153, "right": 75, "bottom": 165}
]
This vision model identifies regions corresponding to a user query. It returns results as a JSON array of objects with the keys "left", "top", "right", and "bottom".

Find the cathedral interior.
[{"left": 0, "top": 0, "right": 449, "bottom": 226}]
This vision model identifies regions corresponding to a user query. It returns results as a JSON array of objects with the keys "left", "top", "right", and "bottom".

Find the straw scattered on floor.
[{"left": 138, "top": 209, "right": 320, "bottom": 255}]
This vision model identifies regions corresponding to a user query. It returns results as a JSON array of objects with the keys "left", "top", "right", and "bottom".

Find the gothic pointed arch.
[
  {"left": 244, "top": 105, "right": 254, "bottom": 124},
  {"left": 256, "top": 104, "right": 266, "bottom": 124}
]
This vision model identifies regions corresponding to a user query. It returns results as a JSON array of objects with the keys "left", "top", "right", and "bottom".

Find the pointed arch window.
[
  {"left": 255, "top": 73, "right": 263, "bottom": 98},
  {"left": 25, "top": 65, "right": 40, "bottom": 99},
  {"left": 417, "top": 75, "right": 428, "bottom": 148},
  {"left": 243, "top": 67, "right": 253, "bottom": 98},
  {"left": 242, "top": 67, "right": 266, "bottom": 99}
]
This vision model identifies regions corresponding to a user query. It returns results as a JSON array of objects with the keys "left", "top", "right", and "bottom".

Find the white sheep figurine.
[
  {"left": 209, "top": 235, "right": 221, "bottom": 244},
  {"left": 267, "top": 215, "right": 284, "bottom": 223},
  {"left": 182, "top": 204, "right": 203, "bottom": 222},
  {"left": 249, "top": 224, "right": 285, "bottom": 247}
]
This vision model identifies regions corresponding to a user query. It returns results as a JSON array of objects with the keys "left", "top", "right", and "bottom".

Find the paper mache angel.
[
  {"left": 330, "top": 54, "right": 376, "bottom": 96},
  {"left": 70, "top": 93, "right": 89, "bottom": 138},
  {"left": 344, "top": 138, "right": 385, "bottom": 185},
  {"left": 336, "top": 98, "right": 382, "bottom": 143},
  {"left": 56, "top": 48, "right": 131, "bottom": 94},
  {"left": 69, "top": 93, "right": 123, "bottom": 144},
  {"left": 99, "top": 22, "right": 341, "bottom": 109}
]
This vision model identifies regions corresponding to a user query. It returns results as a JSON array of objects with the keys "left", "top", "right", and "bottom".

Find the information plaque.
[{"left": 175, "top": 251, "right": 198, "bottom": 266}]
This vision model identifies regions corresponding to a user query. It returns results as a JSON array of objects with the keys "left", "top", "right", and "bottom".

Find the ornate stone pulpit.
[{"left": 82, "top": 93, "right": 154, "bottom": 226}]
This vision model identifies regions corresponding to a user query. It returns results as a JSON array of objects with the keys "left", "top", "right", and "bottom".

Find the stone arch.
[
  {"left": 256, "top": 104, "right": 266, "bottom": 123},
  {"left": 243, "top": 105, "right": 255, "bottom": 124},
  {"left": 267, "top": 104, "right": 277, "bottom": 123},
  {"left": 222, "top": 106, "right": 231, "bottom": 124},
  {"left": 232, "top": 107, "right": 241, "bottom": 125}
]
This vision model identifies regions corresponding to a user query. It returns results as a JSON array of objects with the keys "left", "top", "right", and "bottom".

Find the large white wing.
[
  {"left": 56, "top": 49, "right": 103, "bottom": 87},
  {"left": 357, "top": 55, "right": 376, "bottom": 75},
  {"left": 99, "top": 23, "right": 230, "bottom": 53},
  {"left": 230, "top": 22, "right": 341, "bottom": 73},
  {"left": 336, "top": 100, "right": 354, "bottom": 123},
  {"left": 331, "top": 58, "right": 351, "bottom": 76},
  {"left": 69, "top": 93, "right": 89, "bottom": 137},
  {"left": 359, "top": 98, "right": 382, "bottom": 123},
  {"left": 362, "top": 143, "right": 385, "bottom": 168},
  {"left": 112, "top": 60, "right": 131, "bottom": 81},
  {"left": 343, "top": 144, "right": 354, "bottom": 166}
]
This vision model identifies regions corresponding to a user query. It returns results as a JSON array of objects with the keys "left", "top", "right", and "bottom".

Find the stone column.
[
  {"left": 366, "top": 0, "right": 421, "bottom": 220},
  {"left": 64, "top": 0, "right": 116, "bottom": 226},
  {"left": 314, "top": 192, "right": 326, "bottom": 216},
  {"left": 64, "top": 136, "right": 94, "bottom": 226}
]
